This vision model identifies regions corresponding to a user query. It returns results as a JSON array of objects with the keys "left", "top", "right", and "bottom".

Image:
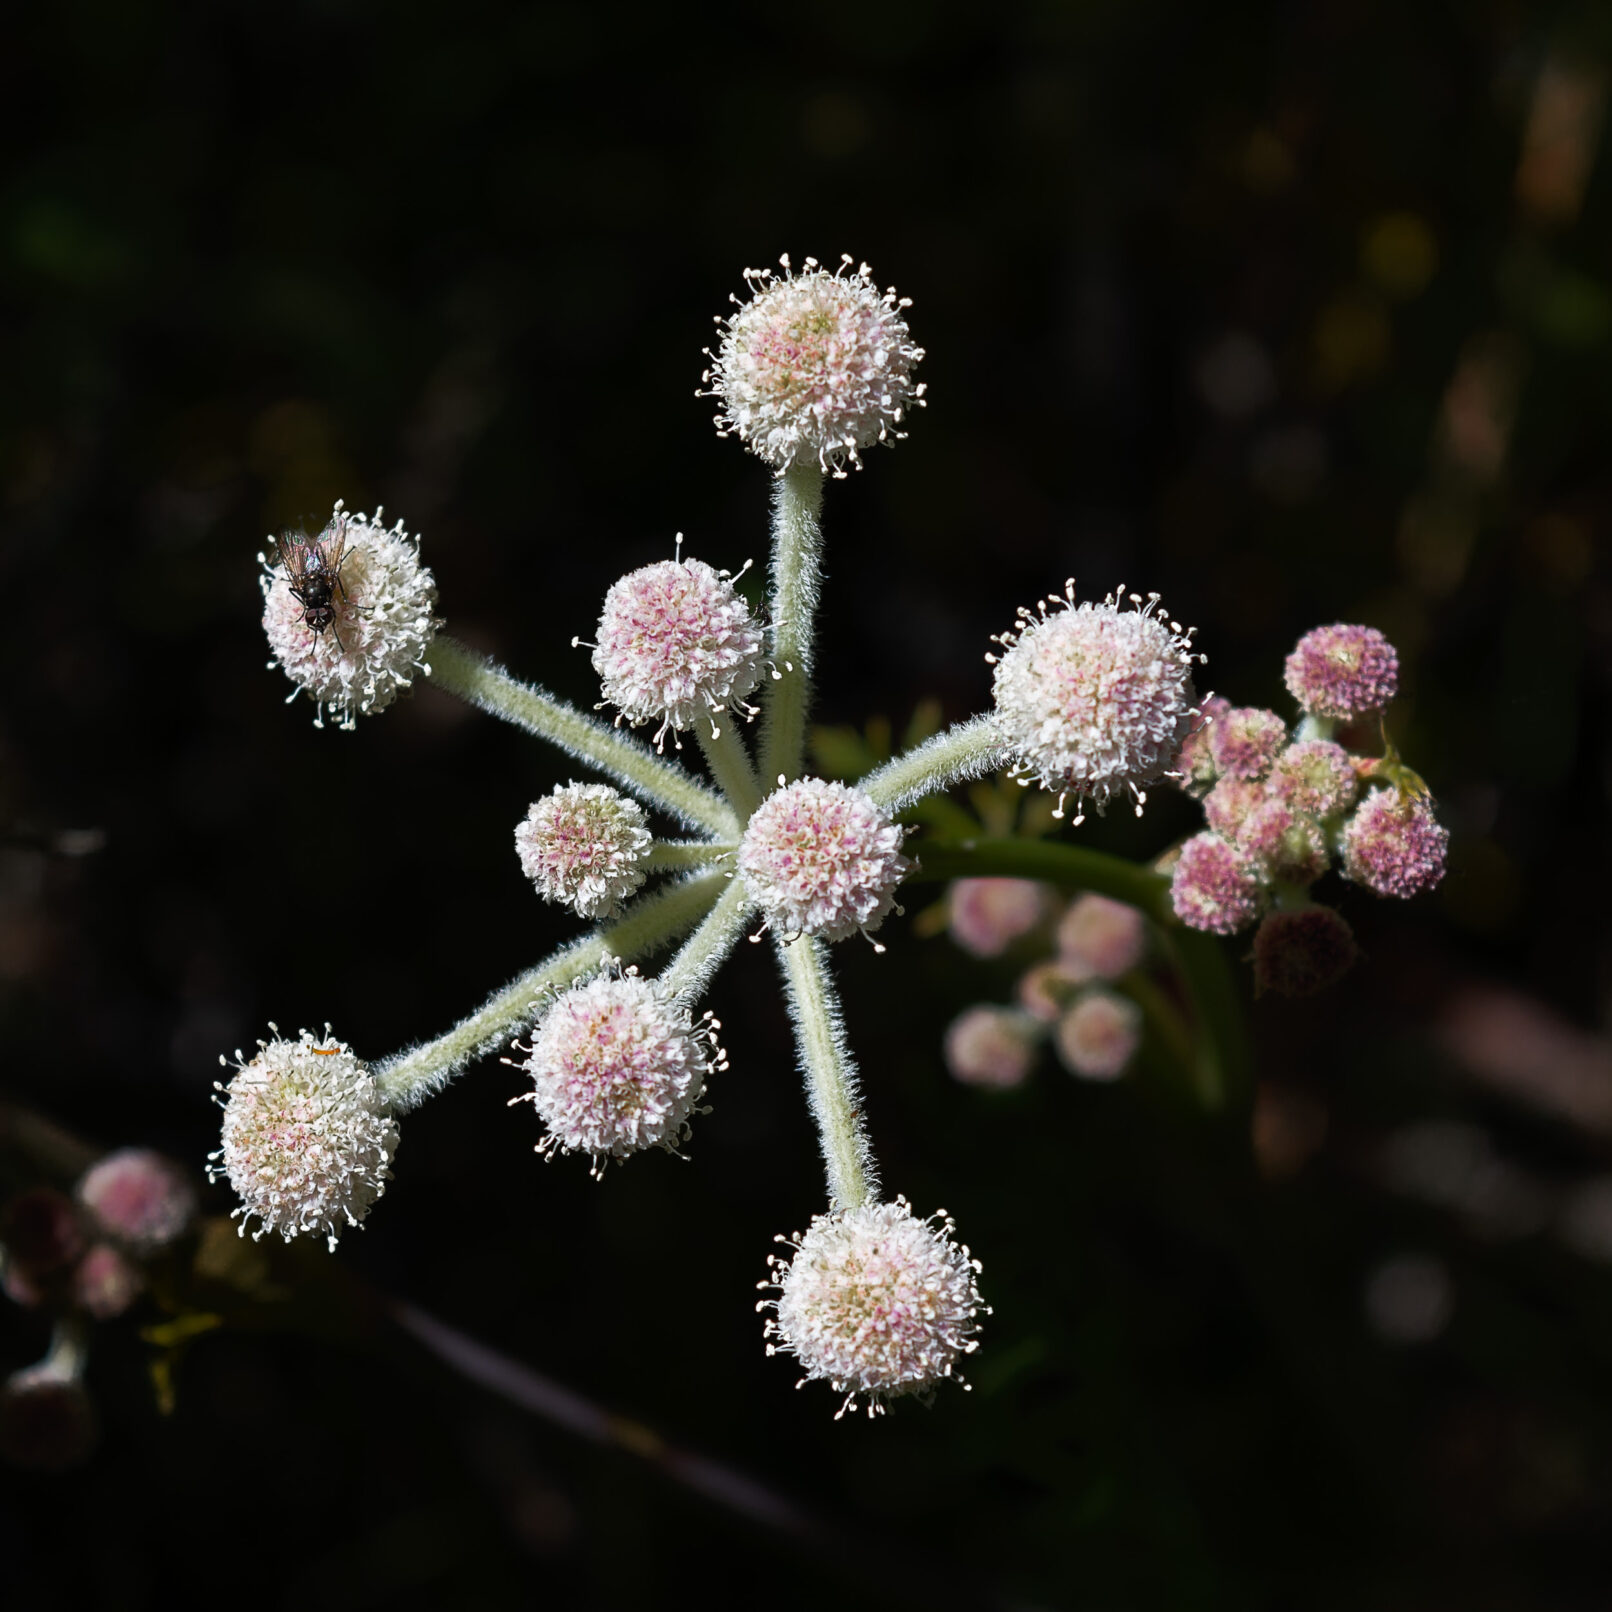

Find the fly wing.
[{"left": 275, "top": 532, "right": 312, "bottom": 590}]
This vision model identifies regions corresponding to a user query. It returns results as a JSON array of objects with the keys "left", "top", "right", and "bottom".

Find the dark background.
[{"left": 4, "top": 2, "right": 1612, "bottom": 1607}]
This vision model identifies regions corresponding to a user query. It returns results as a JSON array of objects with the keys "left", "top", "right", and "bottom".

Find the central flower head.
[
  {"left": 703, "top": 254, "right": 925, "bottom": 475},
  {"left": 591, "top": 555, "right": 765, "bottom": 746},
  {"left": 990, "top": 584, "right": 1201, "bottom": 822},
  {"left": 738, "top": 778, "right": 910, "bottom": 944}
]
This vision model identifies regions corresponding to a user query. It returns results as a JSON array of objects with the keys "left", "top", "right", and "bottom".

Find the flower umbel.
[
  {"left": 515, "top": 783, "right": 653, "bottom": 919},
  {"left": 761, "top": 1197, "right": 987, "bottom": 1417},
  {"left": 262, "top": 502, "right": 440, "bottom": 730},
  {"left": 210, "top": 1027, "right": 398, "bottom": 1250},
  {"left": 989, "top": 583, "right": 1202, "bottom": 822},
  {"left": 703, "top": 254, "right": 925, "bottom": 476},
  {"left": 739, "top": 777, "right": 911, "bottom": 945}
]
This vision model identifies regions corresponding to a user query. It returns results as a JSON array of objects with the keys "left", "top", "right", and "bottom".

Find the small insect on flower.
[{"left": 275, "top": 517, "right": 353, "bottom": 647}]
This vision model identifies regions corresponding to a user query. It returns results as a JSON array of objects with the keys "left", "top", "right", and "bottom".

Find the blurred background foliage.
[{"left": 3, "top": 0, "right": 1612, "bottom": 1607}]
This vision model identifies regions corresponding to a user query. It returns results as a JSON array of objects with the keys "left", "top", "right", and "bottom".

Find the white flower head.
[
  {"left": 760, "top": 1197, "right": 988, "bottom": 1418},
  {"left": 512, "top": 964, "right": 725, "bottom": 1175},
  {"left": 586, "top": 547, "right": 765, "bottom": 749},
  {"left": 989, "top": 581, "right": 1204, "bottom": 823},
  {"left": 702, "top": 254, "right": 926, "bottom": 477},
  {"left": 209, "top": 1026, "right": 398, "bottom": 1251},
  {"left": 262, "top": 500, "right": 440, "bottom": 731},
  {"left": 515, "top": 783, "right": 653, "bottom": 919},
  {"left": 739, "top": 777, "right": 911, "bottom": 947}
]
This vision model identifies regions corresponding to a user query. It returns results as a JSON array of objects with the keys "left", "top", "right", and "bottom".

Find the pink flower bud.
[
  {"left": 761, "top": 1197, "right": 986, "bottom": 1417},
  {"left": 71, "top": 1244, "right": 144, "bottom": 1320},
  {"left": 1169, "top": 832, "right": 1267, "bottom": 935},
  {"left": 1267, "top": 740, "right": 1359, "bottom": 818},
  {"left": 943, "top": 1007, "right": 1037, "bottom": 1089},
  {"left": 990, "top": 584, "right": 1202, "bottom": 822},
  {"left": 947, "top": 878, "right": 1048, "bottom": 958},
  {"left": 1054, "top": 988, "right": 1142, "bottom": 1081},
  {"left": 1204, "top": 776, "right": 1266, "bottom": 838},
  {"left": 1284, "top": 623, "right": 1399, "bottom": 721},
  {"left": 1173, "top": 695, "right": 1231, "bottom": 795},
  {"left": 703, "top": 255, "right": 925, "bottom": 476},
  {"left": 1056, "top": 893, "right": 1146, "bottom": 979},
  {"left": 1251, "top": 906, "right": 1359, "bottom": 997},
  {"left": 1236, "top": 800, "right": 1329, "bottom": 885},
  {"left": 1018, "top": 960, "right": 1088, "bottom": 1022},
  {"left": 76, "top": 1148, "right": 195, "bottom": 1254},
  {"left": 1208, "top": 706, "right": 1288, "bottom": 781},
  {"left": 1342, "top": 788, "right": 1450, "bottom": 898}
]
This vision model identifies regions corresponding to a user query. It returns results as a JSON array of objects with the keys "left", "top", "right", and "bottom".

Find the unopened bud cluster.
[
  {"left": 1167, "top": 623, "right": 1446, "bottom": 995},
  {"left": 941, "top": 884, "right": 1148, "bottom": 1088}
]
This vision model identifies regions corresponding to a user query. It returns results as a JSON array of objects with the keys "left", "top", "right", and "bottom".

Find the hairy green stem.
[
  {"left": 426, "top": 635, "right": 739, "bottom": 839},
  {"left": 376, "top": 871, "right": 727, "bottom": 1110},
  {"left": 660, "top": 879, "right": 753, "bottom": 1002},
  {"left": 696, "top": 721, "right": 762, "bottom": 817},
  {"left": 645, "top": 840, "right": 735, "bottom": 871},
  {"left": 1156, "top": 925, "right": 1251, "bottom": 1113},
  {"left": 758, "top": 465, "right": 825, "bottom": 786},
  {"left": 859, "top": 717, "right": 1010, "bottom": 815},
  {"left": 774, "top": 935, "right": 876, "bottom": 1210}
]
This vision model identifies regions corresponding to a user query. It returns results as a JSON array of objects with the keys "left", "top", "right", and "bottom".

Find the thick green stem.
[
  {"left": 696, "top": 721, "right": 762, "bottom": 817},
  {"left": 758, "top": 466, "right": 826, "bottom": 786},
  {"left": 859, "top": 717, "right": 1009, "bottom": 815},
  {"left": 644, "top": 840, "right": 735, "bottom": 871},
  {"left": 1156, "top": 925, "right": 1252, "bottom": 1113},
  {"left": 774, "top": 935, "right": 876, "bottom": 1210},
  {"left": 906, "top": 835, "right": 1173, "bottom": 922},
  {"left": 376, "top": 871, "right": 727, "bottom": 1110},
  {"left": 660, "top": 879, "right": 753, "bottom": 1002},
  {"left": 426, "top": 635, "right": 739, "bottom": 839}
]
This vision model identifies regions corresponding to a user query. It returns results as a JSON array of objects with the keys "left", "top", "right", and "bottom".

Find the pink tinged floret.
[
  {"left": 943, "top": 1006, "right": 1037, "bottom": 1089},
  {"left": 1342, "top": 788, "right": 1450, "bottom": 898},
  {"left": 739, "top": 778, "right": 911, "bottom": 945},
  {"left": 590, "top": 556, "right": 765, "bottom": 747},
  {"left": 71, "top": 1244, "right": 143, "bottom": 1320},
  {"left": 75, "top": 1148, "right": 196, "bottom": 1254},
  {"left": 947, "top": 878, "right": 1048, "bottom": 958},
  {"left": 1018, "top": 960, "right": 1088, "bottom": 1022},
  {"left": 261, "top": 502, "right": 440, "bottom": 731},
  {"left": 1054, "top": 988, "right": 1142, "bottom": 1081},
  {"left": 514, "top": 969, "right": 723, "bottom": 1173},
  {"left": 1169, "top": 832, "right": 1267, "bottom": 935},
  {"left": 1236, "top": 800, "right": 1329, "bottom": 885},
  {"left": 515, "top": 783, "right": 652, "bottom": 919},
  {"left": 1267, "top": 740, "right": 1360, "bottom": 818},
  {"left": 1204, "top": 776, "right": 1266, "bottom": 838},
  {"left": 1284, "top": 623, "right": 1400, "bottom": 721},
  {"left": 760, "top": 1198, "right": 987, "bottom": 1417},
  {"left": 989, "top": 583, "right": 1203, "bottom": 823},
  {"left": 1056, "top": 892, "right": 1147, "bottom": 979},
  {"left": 1173, "top": 694, "right": 1231, "bottom": 795},
  {"left": 1252, "top": 907, "right": 1360, "bottom": 997},
  {"left": 209, "top": 1029, "right": 398, "bottom": 1251},
  {"left": 703, "top": 254, "right": 926, "bottom": 476},
  {"left": 1208, "top": 706, "right": 1287, "bottom": 781}
]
